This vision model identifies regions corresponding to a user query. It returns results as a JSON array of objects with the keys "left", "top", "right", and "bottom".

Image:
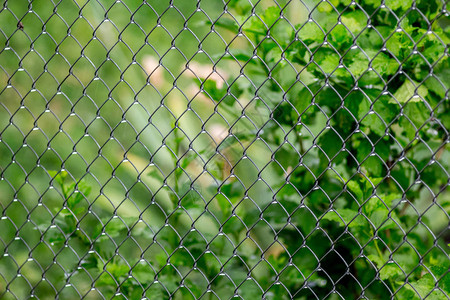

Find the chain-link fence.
[{"left": 0, "top": 0, "right": 449, "bottom": 299}]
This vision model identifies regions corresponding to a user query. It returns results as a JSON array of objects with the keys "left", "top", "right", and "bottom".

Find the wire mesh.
[{"left": 0, "top": 0, "right": 449, "bottom": 299}]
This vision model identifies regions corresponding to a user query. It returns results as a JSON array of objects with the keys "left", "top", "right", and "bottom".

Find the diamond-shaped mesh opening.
[{"left": 1, "top": 0, "right": 449, "bottom": 299}]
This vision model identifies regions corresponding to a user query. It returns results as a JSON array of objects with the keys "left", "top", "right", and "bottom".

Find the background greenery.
[{"left": 0, "top": 0, "right": 449, "bottom": 299}]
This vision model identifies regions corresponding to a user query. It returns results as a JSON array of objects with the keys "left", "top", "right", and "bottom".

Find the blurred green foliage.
[{"left": 0, "top": 0, "right": 449, "bottom": 299}]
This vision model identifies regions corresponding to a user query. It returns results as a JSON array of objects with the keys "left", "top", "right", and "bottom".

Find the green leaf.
[
  {"left": 50, "top": 170, "right": 68, "bottom": 187},
  {"left": 364, "top": 196, "right": 383, "bottom": 214},
  {"left": 369, "top": 209, "right": 389, "bottom": 228},
  {"left": 207, "top": 18, "right": 239, "bottom": 33},
  {"left": 317, "top": 1, "right": 335, "bottom": 13},
  {"left": 298, "top": 22, "right": 324, "bottom": 43},
  {"left": 424, "top": 76, "right": 447, "bottom": 98},
  {"left": 329, "top": 24, "right": 353, "bottom": 50},
  {"left": 314, "top": 50, "right": 340, "bottom": 74},
  {"left": 345, "top": 51, "right": 369, "bottom": 77},
  {"left": 372, "top": 53, "right": 399, "bottom": 76},
  {"left": 96, "top": 273, "right": 115, "bottom": 287},
  {"left": 203, "top": 79, "right": 227, "bottom": 102},
  {"left": 347, "top": 180, "right": 363, "bottom": 201},
  {"left": 227, "top": 0, "right": 252, "bottom": 14},
  {"left": 322, "top": 208, "right": 365, "bottom": 228},
  {"left": 366, "top": 254, "right": 383, "bottom": 266},
  {"left": 406, "top": 274, "right": 446, "bottom": 299},
  {"left": 385, "top": 31, "right": 414, "bottom": 59},
  {"left": 67, "top": 181, "right": 91, "bottom": 209},
  {"left": 386, "top": 0, "right": 413, "bottom": 11},
  {"left": 391, "top": 80, "right": 428, "bottom": 104},
  {"left": 241, "top": 7, "right": 281, "bottom": 36},
  {"left": 341, "top": 11, "right": 367, "bottom": 34},
  {"left": 218, "top": 50, "right": 258, "bottom": 65},
  {"left": 319, "top": 130, "right": 343, "bottom": 159},
  {"left": 363, "top": 0, "right": 382, "bottom": 7},
  {"left": 339, "top": 0, "right": 353, "bottom": 6},
  {"left": 318, "top": 129, "right": 345, "bottom": 167},
  {"left": 47, "top": 170, "right": 58, "bottom": 178},
  {"left": 262, "top": 6, "right": 281, "bottom": 28},
  {"left": 382, "top": 193, "right": 402, "bottom": 207},
  {"left": 360, "top": 92, "right": 399, "bottom": 136},
  {"left": 105, "top": 262, "right": 130, "bottom": 280},
  {"left": 362, "top": 177, "right": 383, "bottom": 196},
  {"left": 100, "top": 217, "right": 136, "bottom": 239},
  {"left": 72, "top": 206, "right": 86, "bottom": 216},
  {"left": 398, "top": 101, "right": 430, "bottom": 141},
  {"left": 132, "top": 262, "right": 155, "bottom": 285},
  {"left": 265, "top": 46, "right": 283, "bottom": 64},
  {"left": 362, "top": 156, "right": 383, "bottom": 177},
  {"left": 380, "top": 263, "right": 403, "bottom": 280},
  {"left": 367, "top": 255, "right": 403, "bottom": 280}
]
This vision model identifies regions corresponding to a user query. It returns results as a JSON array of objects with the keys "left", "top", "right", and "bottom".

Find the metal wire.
[{"left": 0, "top": 0, "right": 449, "bottom": 299}]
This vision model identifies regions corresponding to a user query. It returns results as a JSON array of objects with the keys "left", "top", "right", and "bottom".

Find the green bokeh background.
[{"left": 0, "top": 1, "right": 298, "bottom": 298}]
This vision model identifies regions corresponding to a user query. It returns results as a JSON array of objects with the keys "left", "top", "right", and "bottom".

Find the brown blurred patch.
[
  {"left": 208, "top": 124, "right": 229, "bottom": 145},
  {"left": 142, "top": 55, "right": 165, "bottom": 88},
  {"left": 184, "top": 61, "right": 228, "bottom": 89}
]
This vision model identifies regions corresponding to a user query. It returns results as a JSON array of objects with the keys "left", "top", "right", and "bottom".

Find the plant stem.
[{"left": 372, "top": 229, "right": 397, "bottom": 299}]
